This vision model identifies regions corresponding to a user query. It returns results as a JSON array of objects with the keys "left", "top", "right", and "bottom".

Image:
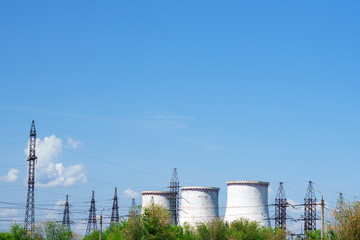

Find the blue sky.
[{"left": 1, "top": 0, "right": 360, "bottom": 235}]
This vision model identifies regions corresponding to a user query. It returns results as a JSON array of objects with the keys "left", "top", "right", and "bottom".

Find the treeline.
[
  {"left": 84, "top": 205, "right": 285, "bottom": 240},
  {"left": 1, "top": 199, "right": 360, "bottom": 239}
]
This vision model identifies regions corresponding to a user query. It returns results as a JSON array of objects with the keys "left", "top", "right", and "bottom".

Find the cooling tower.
[
  {"left": 224, "top": 181, "right": 270, "bottom": 226},
  {"left": 179, "top": 187, "right": 220, "bottom": 226},
  {"left": 141, "top": 191, "right": 173, "bottom": 213}
]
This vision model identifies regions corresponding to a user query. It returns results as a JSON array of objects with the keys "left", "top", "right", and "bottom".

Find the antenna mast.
[
  {"left": 110, "top": 187, "right": 119, "bottom": 224},
  {"left": 24, "top": 120, "right": 37, "bottom": 232},
  {"left": 86, "top": 191, "right": 97, "bottom": 235}
]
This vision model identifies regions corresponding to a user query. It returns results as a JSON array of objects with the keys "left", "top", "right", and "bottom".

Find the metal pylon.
[
  {"left": 337, "top": 193, "right": 344, "bottom": 209},
  {"left": 169, "top": 168, "right": 180, "bottom": 225},
  {"left": 24, "top": 120, "right": 37, "bottom": 232},
  {"left": 86, "top": 191, "right": 97, "bottom": 235},
  {"left": 274, "top": 182, "right": 287, "bottom": 229},
  {"left": 303, "top": 181, "right": 317, "bottom": 233},
  {"left": 129, "top": 198, "right": 138, "bottom": 217},
  {"left": 62, "top": 195, "right": 71, "bottom": 229},
  {"left": 110, "top": 187, "right": 119, "bottom": 224}
]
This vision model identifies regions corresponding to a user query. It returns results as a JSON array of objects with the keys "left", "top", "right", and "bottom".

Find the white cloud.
[
  {"left": 73, "top": 220, "right": 87, "bottom": 236},
  {"left": 66, "top": 137, "right": 83, "bottom": 149},
  {"left": 0, "top": 168, "right": 19, "bottom": 182},
  {"left": 0, "top": 208, "right": 18, "bottom": 217},
  {"left": 44, "top": 199, "right": 65, "bottom": 220},
  {"left": 24, "top": 135, "right": 87, "bottom": 187},
  {"left": 122, "top": 188, "right": 140, "bottom": 199}
]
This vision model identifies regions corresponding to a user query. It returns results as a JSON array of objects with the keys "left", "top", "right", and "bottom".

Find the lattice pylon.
[
  {"left": 337, "top": 193, "right": 345, "bottom": 209},
  {"left": 304, "top": 181, "right": 317, "bottom": 233},
  {"left": 85, "top": 191, "right": 97, "bottom": 235},
  {"left": 129, "top": 198, "right": 139, "bottom": 217},
  {"left": 24, "top": 120, "right": 37, "bottom": 232},
  {"left": 110, "top": 187, "right": 119, "bottom": 224},
  {"left": 274, "top": 182, "right": 287, "bottom": 229},
  {"left": 169, "top": 168, "right": 180, "bottom": 225},
  {"left": 62, "top": 195, "right": 71, "bottom": 229}
]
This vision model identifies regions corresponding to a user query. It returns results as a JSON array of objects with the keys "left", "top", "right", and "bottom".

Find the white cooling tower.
[
  {"left": 179, "top": 187, "right": 220, "bottom": 226},
  {"left": 224, "top": 181, "right": 270, "bottom": 227},
  {"left": 141, "top": 191, "right": 173, "bottom": 213}
]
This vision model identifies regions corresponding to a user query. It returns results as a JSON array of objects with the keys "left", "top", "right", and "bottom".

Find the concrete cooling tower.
[
  {"left": 224, "top": 181, "right": 270, "bottom": 227},
  {"left": 141, "top": 191, "right": 173, "bottom": 213},
  {"left": 179, "top": 187, "right": 220, "bottom": 226}
]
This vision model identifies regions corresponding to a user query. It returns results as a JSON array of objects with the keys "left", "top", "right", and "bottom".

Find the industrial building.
[
  {"left": 179, "top": 186, "right": 220, "bottom": 226},
  {"left": 141, "top": 191, "right": 173, "bottom": 213},
  {"left": 224, "top": 181, "right": 270, "bottom": 226}
]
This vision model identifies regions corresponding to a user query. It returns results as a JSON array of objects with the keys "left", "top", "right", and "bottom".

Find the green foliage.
[
  {"left": 0, "top": 224, "right": 32, "bottom": 240},
  {"left": 82, "top": 230, "right": 100, "bottom": 240},
  {"left": 195, "top": 219, "right": 227, "bottom": 240},
  {"left": 327, "top": 200, "right": 360, "bottom": 240},
  {"left": 194, "top": 218, "right": 286, "bottom": 240},
  {"left": 82, "top": 206, "right": 286, "bottom": 240},
  {"left": 141, "top": 204, "right": 179, "bottom": 240},
  {"left": 0, "top": 222, "right": 73, "bottom": 240},
  {"left": 42, "top": 221, "right": 73, "bottom": 240}
]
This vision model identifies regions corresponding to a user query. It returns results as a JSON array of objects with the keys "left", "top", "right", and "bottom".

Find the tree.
[
  {"left": 140, "top": 204, "right": 181, "bottom": 240},
  {"left": 327, "top": 200, "right": 360, "bottom": 240},
  {"left": 0, "top": 224, "right": 32, "bottom": 240}
]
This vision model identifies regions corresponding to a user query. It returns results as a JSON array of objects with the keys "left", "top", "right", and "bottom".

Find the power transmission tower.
[
  {"left": 62, "top": 195, "right": 71, "bottom": 229},
  {"left": 24, "top": 120, "right": 37, "bottom": 232},
  {"left": 169, "top": 168, "right": 180, "bottom": 225},
  {"left": 337, "top": 193, "right": 344, "bottom": 209},
  {"left": 274, "top": 182, "right": 287, "bottom": 229},
  {"left": 129, "top": 198, "right": 138, "bottom": 217},
  {"left": 303, "top": 181, "right": 317, "bottom": 234},
  {"left": 110, "top": 187, "right": 119, "bottom": 224},
  {"left": 86, "top": 191, "right": 97, "bottom": 236}
]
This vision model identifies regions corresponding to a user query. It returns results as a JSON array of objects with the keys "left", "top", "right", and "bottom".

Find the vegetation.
[
  {"left": 4, "top": 200, "right": 360, "bottom": 239},
  {"left": 0, "top": 222, "right": 73, "bottom": 240},
  {"left": 84, "top": 204, "right": 286, "bottom": 240}
]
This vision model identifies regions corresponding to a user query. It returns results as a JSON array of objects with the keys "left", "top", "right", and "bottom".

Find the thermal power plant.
[
  {"left": 141, "top": 191, "right": 173, "bottom": 213},
  {"left": 224, "top": 181, "right": 270, "bottom": 227},
  {"left": 179, "top": 187, "right": 220, "bottom": 226}
]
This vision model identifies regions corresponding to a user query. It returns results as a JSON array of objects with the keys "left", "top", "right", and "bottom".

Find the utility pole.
[
  {"left": 321, "top": 196, "right": 324, "bottom": 239},
  {"left": 62, "top": 195, "right": 71, "bottom": 229},
  {"left": 110, "top": 187, "right": 119, "bottom": 224},
  {"left": 100, "top": 209, "right": 104, "bottom": 240},
  {"left": 25, "top": 120, "right": 37, "bottom": 232},
  {"left": 86, "top": 191, "right": 97, "bottom": 236},
  {"left": 169, "top": 168, "right": 180, "bottom": 225}
]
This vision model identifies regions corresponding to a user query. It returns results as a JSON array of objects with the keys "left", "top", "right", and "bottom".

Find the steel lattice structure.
[
  {"left": 24, "top": 120, "right": 37, "bottom": 232},
  {"left": 169, "top": 168, "right": 180, "bottom": 225},
  {"left": 337, "top": 193, "right": 344, "bottom": 209},
  {"left": 274, "top": 182, "right": 287, "bottom": 229},
  {"left": 129, "top": 198, "right": 138, "bottom": 217},
  {"left": 303, "top": 181, "right": 317, "bottom": 233},
  {"left": 86, "top": 191, "right": 97, "bottom": 235},
  {"left": 110, "top": 187, "right": 119, "bottom": 223},
  {"left": 62, "top": 195, "right": 71, "bottom": 229}
]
